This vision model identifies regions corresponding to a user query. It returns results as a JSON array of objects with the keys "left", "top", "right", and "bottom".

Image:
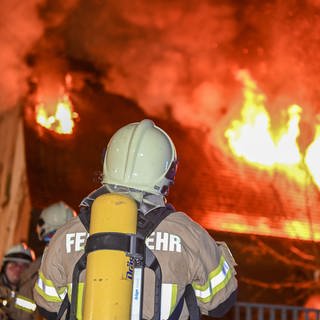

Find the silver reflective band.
[
  {"left": 194, "top": 260, "right": 230, "bottom": 299},
  {"left": 161, "top": 284, "right": 176, "bottom": 319},
  {"left": 37, "top": 277, "right": 67, "bottom": 299},
  {"left": 15, "top": 297, "right": 37, "bottom": 312}
]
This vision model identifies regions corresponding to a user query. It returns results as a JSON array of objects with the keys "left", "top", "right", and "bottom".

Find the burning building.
[{"left": 1, "top": 0, "right": 320, "bottom": 307}]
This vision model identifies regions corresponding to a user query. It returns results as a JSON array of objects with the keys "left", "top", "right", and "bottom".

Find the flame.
[
  {"left": 207, "top": 70, "right": 320, "bottom": 240},
  {"left": 36, "top": 94, "right": 77, "bottom": 135},
  {"left": 305, "top": 124, "right": 320, "bottom": 188},
  {"left": 225, "top": 70, "right": 320, "bottom": 188}
]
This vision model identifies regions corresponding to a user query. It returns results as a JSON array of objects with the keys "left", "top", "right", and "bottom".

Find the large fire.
[
  {"left": 198, "top": 70, "right": 320, "bottom": 241},
  {"left": 225, "top": 70, "right": 320, "bottom": 189}
]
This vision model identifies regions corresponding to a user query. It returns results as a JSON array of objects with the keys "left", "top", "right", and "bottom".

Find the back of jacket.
[{"left": 34, "top": 211, "right": 237, "bottom": 319}]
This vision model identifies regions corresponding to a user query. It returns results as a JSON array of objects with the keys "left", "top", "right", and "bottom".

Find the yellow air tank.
[{"left": 83, "top": 193, "right": 137, "bottom": 320}]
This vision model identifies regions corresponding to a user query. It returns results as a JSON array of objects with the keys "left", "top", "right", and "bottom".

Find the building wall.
[{"left": 0, "top": 106, "right": 31, "bottom": 261}]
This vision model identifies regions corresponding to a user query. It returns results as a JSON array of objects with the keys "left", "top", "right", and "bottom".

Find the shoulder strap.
[
  {"left": 137, "top": 204, "right": 174, "bottom": 238},
  {"left": 140, "top": 207, "right": 200, "bottom": 320},
  {"left": 139, "top": 205, "right": 174, "bottom": 320},
  {"left": 69, "top": 254, "right": 87, "bottom": 320},
  {"left": 56, "top": 294, "right": 70, "bottom": 320},
  {"left": 184, "top": 284, "right": 200, "bottom": 320},
  {"left": 78, "top": 186, "right": 109, "bottom": 232},
  {"left": 78, "top": 206, "right": 90, "bottom": 232},
  {"left": 165, "top": 284, "right": 200, "bottom": 320}
]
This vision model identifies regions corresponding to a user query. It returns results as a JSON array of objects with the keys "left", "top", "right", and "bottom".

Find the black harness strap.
[
  {"left": 85, "top": 232, "right": 145, "bottom": 258},
  {"left": 140, "top": 207, "right": 200, "bottom": 320},
  {"left": 77, "top": 185, "right": 107, "bottom": 232},
  {"left": 144, "top": 247, "right": 162, "bottom": 320},
  {"left": 139, "top": 206, "right": 174, "bottom": 320},
  {"left": 69, "top": 254, "right": 87, "bottom": 320},
  {"left": 78, "top": 206, "right": 90, "bottom": 233},
  {"left": 56, "top": 294, "right": 70, "bottom": 320},
  {"left": 144, "top": 251, "right": 199, "bottom": 320},
  {"left": 167, "top": 294, "right": 184, "bottom": 320},
  {"left": 137, "top": 205, "right": 173, "bottom": 238},
  {"left": 37, "top": 306, "right": 58, "bottom": 320},
  {"left": 184, "top": 284, "right": 200, "bottom": 320}
]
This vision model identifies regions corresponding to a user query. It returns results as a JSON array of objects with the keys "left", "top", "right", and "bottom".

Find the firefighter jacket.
[
  {"left": 33, "top": 206, "right": 238, "bottom": 320},
  {"left": 17, "top": 258, "right": 42, "bottom": 320},
  {"left": 0, "top": 270, "right": 37, "bottom": 320}
]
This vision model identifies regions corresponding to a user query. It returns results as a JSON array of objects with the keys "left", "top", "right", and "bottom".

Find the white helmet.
[
  {"left": 37, "top": 201, "right": 76, "bottom": 241},
  {"left": 102, "top": 119, "right": 178, "bottom": 196},
  {"left": 2, "top": 243, "right": 35, "bottom": 265}
]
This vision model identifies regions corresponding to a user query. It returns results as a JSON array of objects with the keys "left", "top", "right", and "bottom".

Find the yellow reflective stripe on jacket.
[
  {"left": 169, "top": 284, "right": 178, "bottom": 315},
  {"left": 192, "top": 256, "right": 232, "bottom": 303},
  {"left": 15, "top": 295, "right": 37, "bottom": 313},
  {"left": 35, "top": 272, "right": 67, "bottom": 302},
  {"left": 67, "top": 282, "right": 85, "bottom": 320},
  {"left": 161, "top": 283, "right": 178, "bottom": 319}
]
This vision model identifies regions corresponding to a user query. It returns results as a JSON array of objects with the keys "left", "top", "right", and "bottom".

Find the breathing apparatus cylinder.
[{"left": 83, "top": 193, "right": 137, "bottom": 319}]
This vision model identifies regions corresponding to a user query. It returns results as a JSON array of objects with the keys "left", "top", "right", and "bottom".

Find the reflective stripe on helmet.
[{"left": 192, "top": 256, "right": 232, "bottom": 303}]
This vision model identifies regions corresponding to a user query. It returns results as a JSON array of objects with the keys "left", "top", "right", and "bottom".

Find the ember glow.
[
  {"left": 35, "top": 94, "right": 77, "bottom": 135},
  {"left": 225, "top": 70, "right": 320, "bottom": 189},
  {"left": 200, "top": 213, "right": 320, "bottom": 241}
]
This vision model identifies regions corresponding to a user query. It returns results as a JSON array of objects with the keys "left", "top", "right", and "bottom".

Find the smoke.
[
  {"left": 59, "top": 1, "right": 319, "bottom": 130},
  {"left": 52, "top": 0, "right": 239, "bottom": 130},
  {"left": 0, "top": 0, "right": 43, "bottom": 113},
  {"left": 8, "top": 0, "right": 320, "bottom": 137},
  {"left": 241, "top": 1, "right": 320, "bottom": 108}
]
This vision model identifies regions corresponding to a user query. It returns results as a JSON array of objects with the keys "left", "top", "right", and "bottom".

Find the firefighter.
[
  {"left": 17, "top": 202, "right": 77, "bottom": 320},
  {"left": 33, "top": 119, "right": 238, "bottom": 319},
  {"left": 0, "top": 243, "right": 36, "bottom": 320}
]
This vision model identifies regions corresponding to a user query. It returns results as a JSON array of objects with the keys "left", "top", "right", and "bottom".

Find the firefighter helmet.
[
  {"left": 102, "top": 119, "right": 178, "bottom": 196},
  {"left": 37, "top": 201, "right": 76, "bottom": 241},
  {"left": 2, "top": 243, "right": 35, "bottom": 265}
]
